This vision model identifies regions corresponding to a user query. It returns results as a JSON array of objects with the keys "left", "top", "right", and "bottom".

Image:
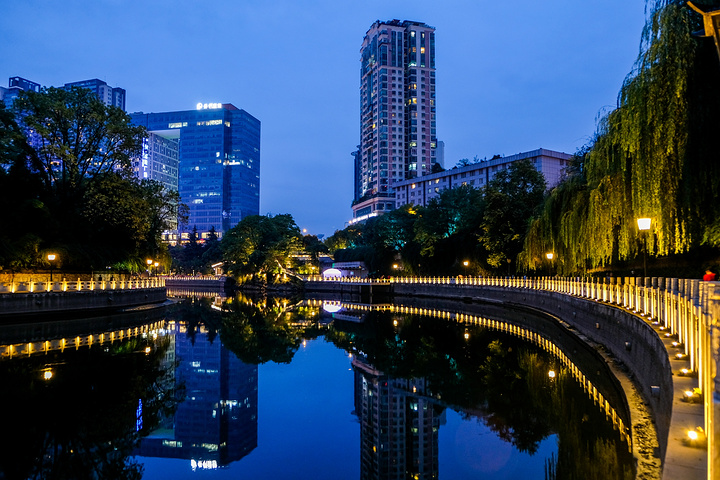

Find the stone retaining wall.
[
  {"left": 0, "top": 287, "right": 167, "bottom": 319},
  {"left": 392, "top": 282, "right": 673, "bottom": 459}
]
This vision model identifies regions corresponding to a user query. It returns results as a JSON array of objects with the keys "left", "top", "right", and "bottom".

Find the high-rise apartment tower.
[{"left": 352, "top": 20, "right": 437, "bottom": 222}]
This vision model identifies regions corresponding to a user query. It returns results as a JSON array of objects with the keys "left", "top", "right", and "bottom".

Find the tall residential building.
[
  {"left": 352, "top": 20, "right": 437, "bottom": 223},
  {"left": 131, "top": 103, "right": 261, "bottom": 236},
  {"left": 63, "top": 78, "right": 126, "bottom": 110}
]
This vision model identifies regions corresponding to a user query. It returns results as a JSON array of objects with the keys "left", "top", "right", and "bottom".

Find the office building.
[
  {"left": 0, "top": 76, "right": 40, "bottom": 108},
  {"left": 395, "top": 148, "right": 571, "bottom": 208},
  {"left": 63, "top": 78, "right": 126, "bottom": 110},
  {"left": 2, "top": 76, "right": 125, "bottom": 110},
  {"left": 352, "top": 20, "right": 437, "bottom": 223},
  {"left": 131, "top": 103, "right": 261, "bottom": 236}
]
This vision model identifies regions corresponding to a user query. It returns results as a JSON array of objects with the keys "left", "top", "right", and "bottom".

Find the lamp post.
[
  {"left": 637, "top": 218, "right": 651, "bottom": 278},
  {"left": 546, "top": 252, "right": 554, "bottom": 276},
  {"left": 146, "top": 258, "right": 153, "bottom": 277},
  {"left": 47, "top": 253, "right": 57, "bottom": 282}
]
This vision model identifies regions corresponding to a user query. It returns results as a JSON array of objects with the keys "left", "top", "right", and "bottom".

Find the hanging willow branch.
[{"left": 522, "top": 0, "right": 720, "bottom": 274}]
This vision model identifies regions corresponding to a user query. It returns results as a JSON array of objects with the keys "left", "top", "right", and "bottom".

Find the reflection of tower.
[
  {"left": 137, "top": 322, "right": 258, "bottom": 469},
  {"left": 353, "top": 356, "right": 444, "bottom": 480}
]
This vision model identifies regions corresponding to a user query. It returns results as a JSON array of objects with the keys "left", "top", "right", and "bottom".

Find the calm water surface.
[{"left": 0, "top": 294, "right": 635, "bottom": 479}]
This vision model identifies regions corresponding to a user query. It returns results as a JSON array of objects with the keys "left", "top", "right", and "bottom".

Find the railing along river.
[
  {"left": 0, "top": 277, "right": 165, "bottom": 294},
  {"left": 307, "top": 274, "right": 720, "bottom": 479}
]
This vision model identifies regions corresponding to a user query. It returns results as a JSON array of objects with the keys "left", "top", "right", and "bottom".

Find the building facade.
[
  {"left": 352, "top": 20, "right": 437, "bottom": 223},
  {"left": 63, "top": 78, "right": 126, "bottom": 110},
  {"left": 131, "top": 103, "right": 261, "bottom": 236},
  {"left": 394, "top": 148, "right": 571, "bottom": 208}
]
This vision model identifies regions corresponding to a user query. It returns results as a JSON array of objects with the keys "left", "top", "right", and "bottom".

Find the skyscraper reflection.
[
  {"left": 137, "top": 321, "right": 258, "bottom": 469},
  {"left": 353, "top": 356, "right": 445, "bottom": 480}
]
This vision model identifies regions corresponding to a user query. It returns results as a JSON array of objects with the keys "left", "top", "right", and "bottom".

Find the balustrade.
[{"left": 0, "top": 277, "right": 165, "bottom": 294}]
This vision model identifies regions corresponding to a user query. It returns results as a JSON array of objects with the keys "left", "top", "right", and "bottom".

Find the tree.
[
  {"left": 522, "top": 1, "right": 720, "bottom": 274},
  {"left": 12, "top": 87, "right": 145, "bottom": 196},
  {"left": 222, "top": 214, "right": 303, "bottom": 281},
  {"left": 0, "top": 88, "right": 183, "bottom": 272},
  {"left": 480, "top": 159, "right": 546, "bottom": 271}
]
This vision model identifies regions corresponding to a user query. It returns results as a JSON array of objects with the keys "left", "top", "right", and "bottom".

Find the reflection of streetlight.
[
  {"left": 637, "top": 218, "right": 651, "bottom": 277},
  {"left": 548, "top": 370, "right": 556, "bottom": 379},
  {"left": 47, "top": 253, "right": 57, "bottom": 282}
]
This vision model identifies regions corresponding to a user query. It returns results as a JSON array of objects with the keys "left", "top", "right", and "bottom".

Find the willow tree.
[{"left": 522, "top": 0, "right": 720, "bottom": 274}]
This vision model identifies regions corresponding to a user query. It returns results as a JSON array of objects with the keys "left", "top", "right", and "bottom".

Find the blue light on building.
[{"left": 131, "top": 104, "right": 261, "bottom": 235}]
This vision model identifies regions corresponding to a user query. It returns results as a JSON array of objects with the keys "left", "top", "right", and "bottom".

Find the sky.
[{"left": 0, "top": 0, "right": 648, "bottom": 238}]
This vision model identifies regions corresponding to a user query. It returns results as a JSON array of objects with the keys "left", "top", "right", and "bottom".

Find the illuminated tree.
[{"left": 522, "top": 0, "right": 720, "bottom": 274}]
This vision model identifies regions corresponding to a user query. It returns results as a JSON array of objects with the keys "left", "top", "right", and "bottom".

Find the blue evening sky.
[{"left": 0, "top": 1, "right": 647, "bottom": 237}]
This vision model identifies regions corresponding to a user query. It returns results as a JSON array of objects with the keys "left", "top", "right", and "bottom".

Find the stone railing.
[
  {"left": 307, "top": 274, "right": 720, "bottom": 478},
  {"left": 0, "top": 277, "right": 165, "bottom": 294}
]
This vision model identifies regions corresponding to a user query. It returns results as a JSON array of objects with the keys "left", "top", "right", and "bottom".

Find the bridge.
[{"left": 306, "top": 275, "right": 720, "bottom": 480}]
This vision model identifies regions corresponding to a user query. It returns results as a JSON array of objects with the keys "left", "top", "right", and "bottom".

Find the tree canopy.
[
  {"left": 522, "top": 0, "right": 720, "bottom": 274},
  {"left": 0, "top": 88, "right": 182, "bottom": 272}
]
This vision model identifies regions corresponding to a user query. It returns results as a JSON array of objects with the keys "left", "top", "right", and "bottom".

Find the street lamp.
[
  {"left": 688, "top": 2, "right": 720, "bottom": 61},
  {"left": 146, "top": 259, "right": 153, "bottom": 277},
  {"left": 637, "top": 218, "right": 651, "bottom": 278},
  {"left": 546, "top": 252, "right": 554, "bottom": 276},
  {"left": 47, "top": 253, "right": 57, "bottom": 282}
]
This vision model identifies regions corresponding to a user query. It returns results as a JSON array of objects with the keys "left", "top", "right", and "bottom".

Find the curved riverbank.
[{"left": 305, "top": 279, "right": 701, "bottom": 479}]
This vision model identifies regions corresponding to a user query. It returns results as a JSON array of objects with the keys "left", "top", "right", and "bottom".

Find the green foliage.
[
  {"left": 331, "top": 161, "right": 545, "bottom": 276},
  {"left": 481, "top": 159, "right": 546, "bottom": 269},
  {"left": 522, "top": 1, "right": 720, "bottom": 274},
  {"left": 221, "top": 214, "right": 303, "bottom": 281},
  {"left": 0, "top": 89, "right": 180, "bottom": 272}
]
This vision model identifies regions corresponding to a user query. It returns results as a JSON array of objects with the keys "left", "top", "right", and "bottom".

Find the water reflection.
[
  {"left": 135, "top": 297, "right": 258, "bottom": 469},
  {"left": 0, "top": 310, "right": 174, "bottom": 479},
  {"left": 353, "top": 356, "right": 445, "bottom": 480},
  {"left": 0, "top": 294, "right": 636, "bottom": 479}
]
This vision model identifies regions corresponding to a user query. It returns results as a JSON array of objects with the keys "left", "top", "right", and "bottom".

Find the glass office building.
[{"left": 131, "top": 103, "right": 261, "bottom": 235}]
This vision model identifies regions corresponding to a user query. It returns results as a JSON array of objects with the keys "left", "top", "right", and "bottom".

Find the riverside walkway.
[{"left": 306, "top": 274, "right": 719, "bottom": 480}]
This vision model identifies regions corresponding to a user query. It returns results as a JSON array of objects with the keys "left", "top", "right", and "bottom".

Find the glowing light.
[
  {"left": 196, "top": 102, "right": 222, "bottom": 110},
  {"left": 322, "top": 268, "right": 342, "bottom": 278},
  {"left": 47, "top": 253, "right": 56, "bottom": 261},
  {"left": 322, "top": 303, "right": 342, "bottom": 313},
  {"left": 546, "top": 252, "right": 554, "bottom": 260},
  {"left": 145, "top": 347, "right": 152, "bottom": 354},
  {"left": 548, "top": 370, "right": 556, "bottom": 379},
  {"left": 688, "top": 430, "right": 699, "bottom": 441},
  {"left": 463, "top": 260, "right": 469, "bottom": 266},
  {"left": 637, "top": 218, "right": 652, "bottom": 230},
  {"left": 43, "top": 370, "right": 53, "bottom": 380},
  {"left": 464, "top": 331, "right": 469, "bottom": 340}
]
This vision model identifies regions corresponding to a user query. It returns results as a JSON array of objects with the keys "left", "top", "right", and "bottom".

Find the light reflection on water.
[{"left": 0, "top": 293, "right": 635, "bottom": 479}]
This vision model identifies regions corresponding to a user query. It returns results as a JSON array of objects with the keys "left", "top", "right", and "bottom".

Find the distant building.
[
  {"left": 1, "top": 76, "right": 126, "bottom": 110},
  {"left": 131, "top": 103, "right": 261, "bottom": 237},
  {"left": 352, "top": 20, "right": 437, "bottom": 224},
  {"left": 1, "top": 76, "right": 40, "bottom": 108},
  {"left": 133, "top": 132, "right": 179, "bottom": 193},
  {"left": 436, "top": 140, "right": 445, "bottom": 169},
  {"left": 63, "top": 78, "right": 126, "bottom": 110},
  {"left": 395, "top": 148, "right": 571, "bottom": 208}
]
